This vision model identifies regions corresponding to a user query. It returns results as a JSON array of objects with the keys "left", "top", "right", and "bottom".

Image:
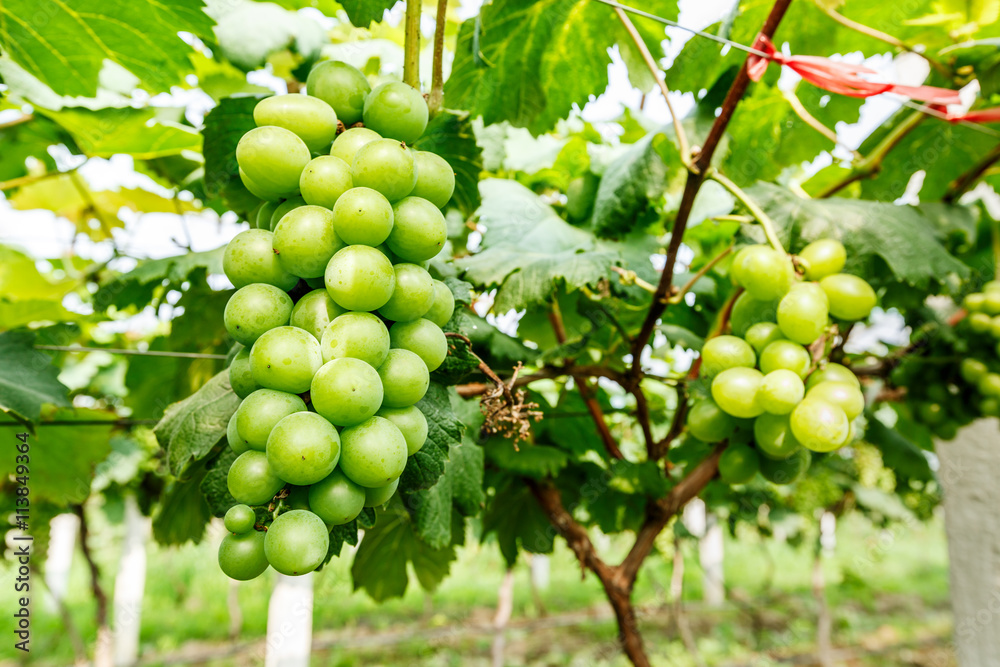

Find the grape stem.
[
  {"left": 427, "top": 0, "right": 449, "bottom": 114},
  {"left": 782, "top": 89, "right": 862, "bottom": 160},
  {"left": 706, "top": 169, "right": 786, "bottom": 254},
  {"left": 611, "top": 265, "right": 658, "bottom": 293},
  {"left": 993, "top": 216, "right": 1000, "bottom": 281},
  {"left": 668, "top": 244, "right": 733, "bottom": 304},
  {"left": 403, "top": 0, "right": 421, "bottom": 88}
]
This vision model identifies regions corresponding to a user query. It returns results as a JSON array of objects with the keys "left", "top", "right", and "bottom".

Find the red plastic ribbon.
[
  {"left": 945, "top": 107, "right": 1000, "bottom": 124},
  {"left": 746, "top": 34, "right": 962, "bottom": 106}
]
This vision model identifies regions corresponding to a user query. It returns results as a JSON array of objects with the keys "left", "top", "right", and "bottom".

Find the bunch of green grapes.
[
  {"left": 217, "top": 61, "right": 457, "bottom": 581},
  {"left": 684, "top": 239, "right": 878, "bottom": 486}
]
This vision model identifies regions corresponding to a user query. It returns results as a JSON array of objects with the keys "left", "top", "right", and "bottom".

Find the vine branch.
[
  {"left": 403, "top": 0, "right": 421, "bottom": 89},
  {"left": 707, "top": 169, "right": 786, "bottom": 253},
  {"left": 428, "top": 0, "right": 449, "bottom": 114},
  {"left": 74, "top": 505, "right": 110, "bottom": 632},
  {"left": 669, "top": 244, "right": 733, "bottom": 304},
  {"left": 944, "top": 143, "right": 1000, "bottom": 203}
]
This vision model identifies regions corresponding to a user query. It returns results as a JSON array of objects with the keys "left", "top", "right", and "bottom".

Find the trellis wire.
[{"left": 36, "top": 345, "right": 228, "bottom": 360}]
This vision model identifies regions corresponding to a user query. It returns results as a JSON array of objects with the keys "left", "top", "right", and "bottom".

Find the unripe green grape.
[
  {"left": 990, "top": 316, "right": 1000, "bottom": 338},
  {"left": 410, "top": 151, "right": 455, "bottom": 208},
  {"left": 224, "top": 229, "right": 298, "bottom": 290},
  {"left": 227, "top": 411, "right": 250, "bottom": 454},
  {"left": 236, "top": 388, "right": 307, "bottom": 451},
  {"left": 254, "top": 94, "right": 339, "bottom": 153},
  {"left": 731, "top": 245, "right": 794, "bottom": 301},
  {"left": 819, "top": 273, "right": 877, "bottom": 321},
  {"left": 264, "top": 510, "right": 329, "bottom": 576},
  {"left": 227, "top": 450, "right": 285, "bottom": 505},
  {"left": 387, "top": 196, "right": 447, "bottom": 262},
  {"left": 935, "top": 420, "right": 959, "bottom": 441},
  {"left": 777, "top": 282, "right": 829, "bottom": 345},
  {"left": 324, "top": 245, "right": 396, "bottom": 311},
  {"left": 338, "top": 416, "right": 408, "bottom": 487},
  {"left": 969, "top": 312, "right": 993, "bottom": 334},
  {"left": 753, "top": 413, "right": 801, "bottom": 459},
  {"left": 352, "top": 139, "right": 416, "bottom": 202},
  {"left": 789, "top": 399, "right": 850, "bottom": 452},
  {"left": 711, "top": 367, "right": 765, "bottom": 419},
  {"left": 759, "top": 340, "right": 812, "bottom": 378},
  {"left": 745, "top": 322, "right": 785, "bottom": 355},
  {"left": 364, "top": 478, "right": 399, "bottom": 508},
  {"left": 256, "top": 201, "right": 279, "bottom": 229},
  {"left": 981, "top": 397, "right": 1000, "bottom": 417},
  {"left": 979, "top": 372, "right": 1000, "bottom": 397},
  {"left": 686, "top": 399, "right": 737, "bottom": 443},
  {"left": 224, "top": 284, "right": 294, "bottom": 347},
  {"left": 285, "top": 485, "right": 312, "bottom": 511},
  {"left": 379, "top": 263, "right": 435, "bottom": 322},
  {"left": 565, "top": 174, "right": 598, "bottom": 221},
  {"left": 304, "top": 275, "right": 326, "bottom": 290},
  {"left": 806, "top": 381, "right": 865, "bottom": 420},
  {"left": 266, "top": 412, "right": 341, "bottom": 486},
  {"left": 806, "top": 363, "right": 860, "bottom": 390},
  {"left": 960, "top": 358, "right": 989, "bottom": 384},
  {"left": 269, "top": 196, "right": 306, "bottom": 231},
  {"left": 377, "top": 349, "right": 430, "bottom": 407},
  {"left": 225, "top": 504, "right": 257, "bottom": 534},
  {"left": 273, "top": 205, "right": 344, "bottom": 279},
  {"left": 237, "top": 126, "right": 310, "bottom": 197},
  {"left": 218, "top": 530, "right": 269, "bottom": 580},
  {"left": 700, "top": 335, "right": 756, "bottom": 378},
  {"left": 306, "top": 60, "right": 371, "bottom": 125},
  {"left": 331, "top": 127, "right": 381, "bottom": 165},
  {"left": 240, "top": 167, "right": 281, "bottom": 201},
  {"left": 377, "top": 405, "right": 428, "bottom": 455},
  {"left": 964, "top": 292, "right": 987, "bottom": 312},
  {"left": 718, "top": 444, "right": 760, "bottom": 484},
  {"left": 425, "top": 280, "right": 456, "bottom": 327},
  {"left": 299, "top": 156, "right": 353, "bottom": 209},
  {"left": 729, "top": 292, "right": 779, "bottom": 337},
  {"left": 758, "top": 369, "right": 805, "bottom": 414},
  {"left": 321, "top": 312, "right": 390, "bottom": 368},
  {"left": 760, "top": 448, "right": 811, "bottom": 485},
  {"left": 229, "top": 347, "right": 260, "bottom": 399},
  {"left": 363, "top": 82, "right": 429, "bottom": 144},
  {"left": 311, "top": 358, "right": 384, "bottom": 426},
  {"left": 290, "top": 289, "right": 345, "bottom": 341},
  {"left": 917, "top": 402, "right": 945, "bottom": 425},
  {"left": 798, "top": 239, "right": 846, "bottom": 280},
  {"left": 249, "top": 326, "right": 323, "bottom": 394},
  {"left": 308, "top": 469, "right": 366, "bottom": 525},
  {"left": 390, "top": 318, "right": 448, "bottom": 371},
  {"left": 985, "top": 292, "right": 1000, "bottom": 315},
  {"left": 332, "top": 187, "right": 394, "bottom": 247}
]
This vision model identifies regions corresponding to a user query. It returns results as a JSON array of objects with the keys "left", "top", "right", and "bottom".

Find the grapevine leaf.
[
  {"left": 865, "top": 417, "right": 935, "bottom": 484},
  {"left": 0, "top": 114, "right": 63, "bottom": 182},
  {"left": 398, "top": 383, "right": 463, "bottom": 492},
  {"left": 200, "top": 447, "right": 239, "bottom": 518},
  {"left": 338, "top": 0, "right": 396, "bottom": 26},
  {"left": 154, "top": 371, "right": 240, "bottom": 477},
  {"left": 413, "top": 111, "right": 483, "bottom": 216},
  {"left": 94, "top": 247, "right": 226, "bottom": 311},
  {"left": 481, "top": 478, "right": 555, "bottom": 566},
  {"left": 406, "top": 437, "right": 485, "bottom": 549},
  {"left": 0, "top": 331, "right": 70, "bottom": 424},
  {"left": 485, "top": 439, "right": 569, "bottom": 478},
  {"left": 203, "top": 96, "right": 261, "bottom": 216},
  {"left": 38, "top": 107, "right": 201, "bottom": 159},
  {"left": 153, "top": 463, "right": 212, "bottom": 546}
]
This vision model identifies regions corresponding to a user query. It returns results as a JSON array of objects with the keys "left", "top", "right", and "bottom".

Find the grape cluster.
[
  {"left": 217, "top": 61, "right": 457, "bottom": 581},
  {"left": 685, "top": 239, "right": 878, "bottom": 486}
]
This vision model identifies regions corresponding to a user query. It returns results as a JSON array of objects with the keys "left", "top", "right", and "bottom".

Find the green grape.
[
  {"left": 718, "top": 444, "right": 760, "bottom": 484},
  {"left": 964, "top": 292, "right": 986, "bottom": 312},
  {"left": 390, "top": 318, "right": 448, "bottom": 371},
  {"left": 218, "top": 530, "right": 269, "bottom": 581},
  {"left": 306, "top": 60, "right": 371, "bottom": 125},
  {"left": 711, "top": 367, "right": 765, "bottom": 418},
  {"left": 935, "top": 420, "right": 959, "bottom": 441},
  {"left": 979, "top": 373, "right": 1000, "bottom": 397},
  {"left": 386, "top": 197, "right": 447, "bottom": 262},
  {"left": 269, "top": 196, "right": 306, "bottom": 232},
  {"left": 299, "top": 156, "right": 353, "bottom": 209},
  {"left": 753, "top": 413, "right": 801, "bottom": 459},
  {"left": 410, "top": 151, "right": 455, "bottom": 208},
  {"left": 254, "top": 201, "right": 278, "bottom": 229},
  {"left": 731, "top": 245, "right": 794, "bottom": 301},
  {"left": 332, "top": 187, "right": 394, "bottom": 246},
  {"left": 745, "top": 322, "right": 785, "bottom": 355},
  {"left": 273, "top": 205, "right": 344, "bottom": 279},
  {"left": 789, "top": 399, "right": 850, "bottom": 452},
  {"left": 224, "top": 284, "right": 294, "bottom": 347},
  {"left": 729, "top": 292, "right": 779, "bottom": 337},
  {"left": 969, "top": 313, "right": 993, "bottom": 334},
  {"left": 236, "top": 388, "right": 307, "bottom": 451},
  {"left": 225, "top": 505, "right": 257, "bottom": 534},
  {"left": 224, "top": 229, "right": 298, "bottom": 290},
  {"left": 377, "top": 405, "right": 428, "bottom": 455},
  {"left": 759, "top": 448, "right": 811, "bottom": 485},
  {"left": 425, "top": 280, "right": 456, "bottom": 327},
  {"left": 757, "top": 370, "right": 805, "bottom": 414},
  {"left": 377, "top": 349, "right": 430, "bottom": 407},
  {"left": 363, "top": 82, "right": 429, "bottom": 143},
  {"left": 264, "top": 510, "right": 329, "bottom": 576},
  {"left": 266, "top": 412, "right": 341, "bottom": 486},
  {"left": 321, "top": 312, "right": 391, "bottom": 367},
  {"left": 229, "top": 347, "right": 260, "bottom": 399},
  {"left": 285, "top": 485, "right": 312, "bottom": 511},
  {"left": 351, "top": 139, "right": 416, "bottom": 202},
  {"left": 304, "top": 276, "right": 326, "bottom": 290},
  {"left": 806, "top": 363, "right": 860, "bottom": 390},
  {"left": 338, "top": 416, "right": 408, "bottom": 487},
  {"left": 981, "top": 397, "right": 1000, "bottom": 417},
  {"left": 379, "top": 263, "right": 435, "bottom": 322},
  {"left": 249, "top": 326, "right": 323, "bottom": 394},
  {"left": 237, "top": 126, "right": 311, "bottom": 197},
  {"left": 364, "top": 478, "right": 399, "bottom": 508},
  {"left": 686, "top": 399, "right": 737, "bottom": 443},
  {"left": 311, "top": 358, "right": 384, "bottom": 426},
  {"left": 759, "top": 340, "right": 811, "bottom": 378},
  {"left": 806, "top": 381, "right": 865, "bottom": 420},
  {"left": 819, "top": 273, "right": 877, "bottom": 321},
  {"left": 700, "top": 335, "right": 756, "bottom": 377},
  {"left": 798, "top": 239, "right": 846, "bottom": 280},
  {"left": 290, "top": 289, "right": 345, "bottom": 341},
  {"left": 565, "top": 174, "right": 598, "bottom": 221},
  {"left": 917, "top": 402, "right": 945, "bottom": 425},
  {"left": 254, "top": 94, "right": 339, "bottom": 153},
  {"left": 227, "top": 451, "right": 285, "bottom": 505},
  {"left": 777, "top": 282, "right": 829, "bottom": 345},
  {"left": 330, "top": 127, "right": 381, "bottom": 165},
  {"left": 987, "top": 280, "right": 1000, "bottom": 293},
  {"left": 324, "top": 245, "right": 396, "bottom": 311},
  {"left": 960, "top": 358, "right": 988, "bottom": 384},
  {"left": 985, "top": 292, "right": 1000, "bottom": 315},
  {"left": 240, "top": 167, "right": 281, "bottom": 201},
  {"left": 227, "top": 412, "right": 250, "bottom": 454},
  {"left": 308, "top": 470, "right": 365, "bottom": 525},
  {"left": 991, "top": 316, "right": 1000, "bottom": 338}
]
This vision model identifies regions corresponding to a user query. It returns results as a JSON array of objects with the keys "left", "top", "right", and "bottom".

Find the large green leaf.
[
  {"left": 0, "top": 114, "right": 63, "bottom": 182},
  {"left": 94, "top": 247, "right": 225, "bottom": 311},
  {"left": 153, "top": 463, "right": 213, "bottom": 545},
  {"left": 339, "top": 0, "right": 396, "bottom": 27},
  {"left": 413, "top": 111, "right": 483, "bottom": 216},
  {"left": 202, "top": 96, "right": 260, "bottom": 216},
  {"left": 406, "top": 437, "right": 485, "bottom": 549},
  {"left": 399, "top": 383, "right": 463, "bottom": 493},
  {"left": 481, "top": 477, "right": 555, "bottom": 566},
  {"left": 0, "top": 331, "right": 70, "bottom": 424},
  {"left": 38, "top": 107, "right": 201, "bottom": 159}
]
